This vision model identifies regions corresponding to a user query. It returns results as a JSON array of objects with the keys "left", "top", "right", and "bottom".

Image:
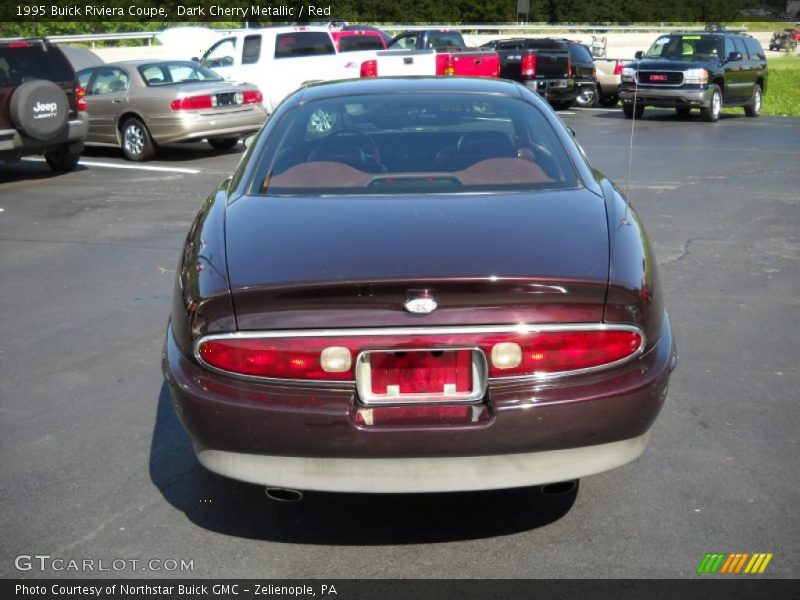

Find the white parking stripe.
[{"left": 22, "top": 157, "right": 200, "bottom": 174}]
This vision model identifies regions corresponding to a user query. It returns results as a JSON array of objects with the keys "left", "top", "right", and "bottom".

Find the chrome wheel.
[
  {"left": 712, "top": 92, "right": 721, "bottom": 117},
  {"left": 754, "top": 87, "right": 761, "bottom": 112},
  {"left": 123, "top": 123, "right": 144, "bottom": 156}
]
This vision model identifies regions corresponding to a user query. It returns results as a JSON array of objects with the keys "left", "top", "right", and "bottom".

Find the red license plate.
[{"left": 370, "top": 350, "right": 473, "bottom": 395}]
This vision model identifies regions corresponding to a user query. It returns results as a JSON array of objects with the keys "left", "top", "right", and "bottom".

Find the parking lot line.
[{"left": 22, "top": 157, "right": 201, "bottom": 175}]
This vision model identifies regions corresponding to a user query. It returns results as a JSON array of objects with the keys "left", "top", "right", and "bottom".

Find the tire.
[
  {"left": 700, "top": 85, "right": 722, "bottom": 123},
  {"left": 744, "top": 84, "right": 762, "bottom": 117},
  {"left": 120, "top": 117, "right": 155, "bottom": 161},
  {"left": 676, "top": 107, "right": 692, "bottom": 119},
  {"left": 574, "top": 86, "right": 597, "bottom": 108},
  {"left": 623, "top": 103, "right": 644, "bottom": 119},
  {"left": 44, "top": 145, "right": 81, "bottom": 172},
  {"left": 550, "top": 100, "right": 573, "bottom": 110},
  {"left": 599, "top": 94, "right": 619, "bottom": 107},
  {"left": 207, "top": 137, "right": 239, "bottom": 150},
  {"left": 10, "top": 80, "right": 69, "bottom": 141}
]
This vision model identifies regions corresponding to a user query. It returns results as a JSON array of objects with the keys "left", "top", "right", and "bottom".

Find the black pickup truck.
[
  {"left": 619, "top": 31, "right": 767, "bottom": 122},
  {"left": 480, "top": 38, "right": 579, "bottom": 109}
]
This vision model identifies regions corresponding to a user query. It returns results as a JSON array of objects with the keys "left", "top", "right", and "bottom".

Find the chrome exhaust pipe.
[
  {"left": 265, "top": 487, "right": 303, "bottom": 502},
  {"left": 541, "top": 480, "right": 578, "bottom": 496}
]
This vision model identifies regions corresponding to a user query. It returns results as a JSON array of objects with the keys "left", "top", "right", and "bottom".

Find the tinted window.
[
  {"left": 426, "top": 31, "right": 465, "bottom": 50},
  {"left": 645, "top": 35, "right": 723, "bottom": 60},
  {"left": 76, "top": 68, "right": 93, "bottom": 89},
  {"left": 87, "top": 66, "right": 129, "bottom": 95},
  {"left": 138, "top": 62, "right": 222, "bottom": 86},
  {"left": 274, "top": 33, "right": 335, "bottom": 58},
  {"left": 253, "top": 93, "right": 578, "bottom": 196},
  {"left": 242, "top": 35, "right": 262, "bottom": 65},
  {"left": 743, "top": 37, "right": 765, "bottom": 60},
  {"left": 0, "top": 43, "right": 74, "bottom": 86},
  {"left": 338, "top": 35, "right": 385, "bottom": 52},
  {"left": 732, "top": 37, "right": 748, "bottom": 58},
  {"left": 569, "top": 44, "right": 593, "bottom": 63}
]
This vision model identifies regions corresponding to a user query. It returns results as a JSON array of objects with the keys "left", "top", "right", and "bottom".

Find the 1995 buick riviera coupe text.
[{"left": 163, "top": 77, "right": 676, "bottom": 495}]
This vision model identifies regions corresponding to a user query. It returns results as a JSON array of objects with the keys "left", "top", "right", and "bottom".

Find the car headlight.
[
  {"left": 621, "top": 67, "right": 636, "bottom": 82},
  {"left": 684, "top": 68, "right": 709, "bottom": 84}
]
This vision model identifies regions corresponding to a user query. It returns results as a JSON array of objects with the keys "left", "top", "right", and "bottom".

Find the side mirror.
[
  {"left": 634, "top": 50, "right": 643, "bottom": 60},
  {"left": 243, "top": 133, "right": 257, "bottom": 149},
  {"left": 191, "top": 56, "right": 199, "bottom": 63},
  {"left": 726, "top": 51, "right": 743, "bottom": 62}
]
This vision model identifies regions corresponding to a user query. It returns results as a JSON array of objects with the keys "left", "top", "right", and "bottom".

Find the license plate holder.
[{"left": 356, "top": 348, "right": 487, "bottom": 406}]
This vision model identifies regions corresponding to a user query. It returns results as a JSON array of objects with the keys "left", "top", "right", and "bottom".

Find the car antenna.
[{"left": 622, "top": 56, "right": 641, "bottom": 226}]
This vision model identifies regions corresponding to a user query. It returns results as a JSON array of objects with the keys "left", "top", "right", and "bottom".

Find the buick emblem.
[{"left": 404, "top": 290, "right": 437, "bottom": 314}]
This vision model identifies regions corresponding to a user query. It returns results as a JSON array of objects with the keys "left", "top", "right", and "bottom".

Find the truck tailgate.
[{"left": 373, "top": 50, "right": 437, "bottom": 76}]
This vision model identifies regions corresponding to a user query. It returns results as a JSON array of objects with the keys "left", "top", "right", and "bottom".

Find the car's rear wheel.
[
  {"left": 676, "top": 107, "right": 692, "bottom": 119},
  {"left": 44, "top": 145, "right": 81, "bottom": 172},
  {"left": 744, "top": 84, "right": 762, "bottom": 117},
  {"left": 121, "top": 117, "right": 155, "bottom": 161},
  {"left": 574, "top": 87, "right": 597, "bottom": 108},
  {"left": 623, "top": 103, "right": 644, "bottom": 119},
  {"left": 208, "top": 137, "right": 239, "bottom": 150},
  {"left": 701, "top": 85, "right": 722, "bottom": 123}
]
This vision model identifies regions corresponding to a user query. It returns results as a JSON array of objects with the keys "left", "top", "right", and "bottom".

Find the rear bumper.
[
  {"left": 0, "top": 113, "right": 87, "bottom": 159},
  {"left": 524, "top": 79, "right": 579, "bottom": 102},
  {"left": 196, "top": 432, "right": 650, "bottom": 493},
  {"left": 619, "top": 84, "right": 714, "bottom": 108},
  {"left": 146, "top": 107, "right": 267, "bottom": 144}
]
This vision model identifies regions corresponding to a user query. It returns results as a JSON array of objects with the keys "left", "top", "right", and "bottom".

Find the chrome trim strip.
[{"left": 194, "top": 323, "right": 646, "bottom": 385}]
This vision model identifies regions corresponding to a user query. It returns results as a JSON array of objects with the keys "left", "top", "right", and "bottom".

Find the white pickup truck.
[{"left": 198, "top": 26, "right": 379, "bottom": 112}]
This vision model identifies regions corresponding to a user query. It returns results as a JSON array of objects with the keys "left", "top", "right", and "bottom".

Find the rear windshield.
[
  {"left": 253, "top": 92, "right": 579, "bottom": 196},
  {"left": 644, "top": 35, "right": 724, "bottom": 60},
  {"left": 338, "top": 35, "right": 385, "bottom": 52},
  {"left": 138, "top": 61, "right": 222, "bottom": 86},
  {"left": 569, "top": 44, "right": 594, "bottom": 63},
  {"left": 0, "top": 43, "right": 74, "bottom": 87},
  {"left": 274, "top": 32, "right": 335, "bottom": 58}
]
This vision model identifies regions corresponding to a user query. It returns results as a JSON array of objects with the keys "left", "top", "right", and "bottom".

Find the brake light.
[
  {"left": 8, "top": 41, "right": 30, "bottom": 48},
  {"left": 613, "top": 59, "right": 623, "bottom": 76},
  {"left": 521, "top": 53, "right": 536, "bottom": 79},
  {"left": 242, "top": 89, "right": 263, "bottom": 104},
  {"left": 567, "top": 54, "right": 572, "bottom": 77},
  {"left": 196, "top": 327, "right": 643, "bottom": 382},
  {"left": 443, "top": 54, "right": 455, "bottom": 76},
  {"left": 76, "top": 85, "right": 87, "bottom": 112},
  {"left": 360, "top": 59, "right": 378, "bottom": 78},
  {"left": 170, "top": 95, "right": 213, "bottom": 110}
]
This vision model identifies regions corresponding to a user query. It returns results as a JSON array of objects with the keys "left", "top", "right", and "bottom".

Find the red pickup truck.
[{"left": 362, "top": 29, "right": 499, "bottom": 78}]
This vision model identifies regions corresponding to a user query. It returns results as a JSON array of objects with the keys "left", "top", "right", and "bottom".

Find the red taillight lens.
[
  {"left": 521, "top": 53, "right": 536, "bottom": 79},
  {"left": 9, "top": 41, "right": 30, "bottom": 48},
  {"left": 360, "top": 59, "right": 378, "bottom": 78},
  {"left": 170, "top": 95, "right": 213, "bottom": 111},
  {"left": 197, "top": 327, "right": 642, "bottom": 382},
  {"left": 613, "top": 59, "right": 623, "bottom": 76},
  {"left": 567, "top": 54, "right": 572, "bottom": 77},
  {"left": 243, "top": 89, "right": 263, "bottom": 104},
  {"left": 76, "top": 85, "right": 87, "bottom": 112}
]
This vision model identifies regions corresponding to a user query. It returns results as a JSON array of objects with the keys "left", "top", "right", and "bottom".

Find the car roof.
[{"left": 296, "top": 77, "right": 525, "bottom": 104}]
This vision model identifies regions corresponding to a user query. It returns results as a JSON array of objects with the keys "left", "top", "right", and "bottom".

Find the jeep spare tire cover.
[{"left": 10, "top": 79, "right": 70, "bottom": 141}]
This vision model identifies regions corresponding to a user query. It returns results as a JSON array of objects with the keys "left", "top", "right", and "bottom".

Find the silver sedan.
[{"left": 76, "top": 60, "right": 267, "bottom": 161}]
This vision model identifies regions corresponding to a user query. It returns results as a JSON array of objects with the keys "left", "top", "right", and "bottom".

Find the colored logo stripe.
[{"left": 697, "top": 553, "right": 773, "bottom": 574}]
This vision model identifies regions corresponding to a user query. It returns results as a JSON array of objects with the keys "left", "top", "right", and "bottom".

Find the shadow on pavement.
[{"left": 149, "top": 382, "right": 578, "bottom": 545}]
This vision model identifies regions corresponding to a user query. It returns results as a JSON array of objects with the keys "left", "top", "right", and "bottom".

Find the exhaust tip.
[
  {"left": 265, "top": 487, "right": 303, "bottom": 502},
  {"left": 541, "top": 480, "right": 578, "bottom": 496}
]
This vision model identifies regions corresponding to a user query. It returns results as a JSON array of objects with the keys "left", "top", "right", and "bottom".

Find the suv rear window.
[
  {"left": 0, "top": 43, "right": 74, "bottom": 87},
  {"left": 253, "top": 92, "right": 578, "bottom": 196},
  {"left": 274, "top": 33, "right": 335, "bottom": 58}
]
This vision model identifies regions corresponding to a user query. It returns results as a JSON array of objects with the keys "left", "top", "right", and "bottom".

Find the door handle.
[{"left": 112, "top": 99, "right": 122, "bottom": 104}]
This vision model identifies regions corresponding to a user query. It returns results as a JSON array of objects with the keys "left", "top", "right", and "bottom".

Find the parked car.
[
  {"left": 0, "top": 38, "right": 88, "bottom": 172},
  {"left": 619, "top": 31, "right": 767, "bottom": 122},
  {"left": 768, "top": 29, "right": 799, "bottom": 52},
  {"left": 595, "top": 58, "right": 625, "bottom": 106},
  {"left": 199, "top": 26, "right": 380, "bottom": 112},
  {"left": 386, "top": 29, "right": 500, "bottom": 77},
  {"left": 76, "top": 60, "right": 267, "bottom": 161},
  {"left": 163, "top": 77, "right": 676, "bottom": 496},
  {"left": 331, "top": 29, "right": 387, "bottom": 52},
  {"left": 481, "top": 38, "right": 575, "bottom": 109},
  {"left": 563, "top": 41, "right": 598, "bottom": 108}
]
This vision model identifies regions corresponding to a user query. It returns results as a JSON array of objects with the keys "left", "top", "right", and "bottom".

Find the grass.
[{"left": 722, "top": 55, "right": 800, "bottom": 117}]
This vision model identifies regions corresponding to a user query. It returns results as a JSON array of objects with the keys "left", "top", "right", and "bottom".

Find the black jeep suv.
[
  {"left": 0, "top": 38, "right": 88, "bottom": 171},
  {"left": 619, "top": 31, "right": 767, "bottom": 122}
]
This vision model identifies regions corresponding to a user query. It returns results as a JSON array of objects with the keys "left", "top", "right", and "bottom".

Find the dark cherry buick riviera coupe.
[{"left": 163, "top": 77, "right": 676, "bottom": 497}]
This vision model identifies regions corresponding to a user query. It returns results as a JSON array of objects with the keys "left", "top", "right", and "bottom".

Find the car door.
[
  {"left": 721, "top": 37, "right": 746, "bottom": 102},
  {"left": 83, "top": 66, "right": 130, "bottom": 144}
]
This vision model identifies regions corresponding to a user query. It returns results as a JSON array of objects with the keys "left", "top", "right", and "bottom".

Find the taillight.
[
  {"left": 443, "top": 54, "right": 455, "bottom": 76},
  {"left": 76, "top": 85, "right": 87, "bottom": 112},
  {"left": 243, "top": 89, "right": 262, "bottom": 104},
  {"left": 196, "top": 327, "right": 643, "bottom": 382},
  {"left": 170, "top": 95, "right": 213, "bottom": 111},
  {"left": 613, "top": 59, "right": 623, "bottom": 76},
  {"left": 567, "top": 54, "right": 572, "bottom": 77},
  {"left": 9, "top": 41, "right": 30, "bottom": 48},
  {"left": 360, "top": 59, "right": 378, "bottom": 78},
  {"left": 521, "top": 53, "right": 536, "bottom": 79}
]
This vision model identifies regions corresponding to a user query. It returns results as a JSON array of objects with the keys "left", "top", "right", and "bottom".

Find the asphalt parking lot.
[{"left": 1, "top": 106, "right": 798, "bottom": 579}]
